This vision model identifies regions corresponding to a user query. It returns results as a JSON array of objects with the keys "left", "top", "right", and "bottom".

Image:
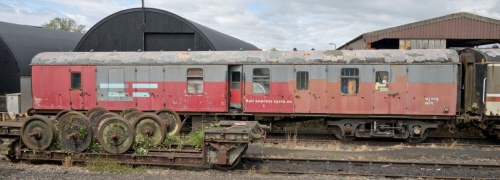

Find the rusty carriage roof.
[{"left": 31, "top": 49, "right": 460, "bottom": 65}]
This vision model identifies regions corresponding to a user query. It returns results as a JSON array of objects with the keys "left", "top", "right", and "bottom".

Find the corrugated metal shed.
[
  {"left": 339, "top": 12, "right": 500, "bottom": 50},
  {"left": 32, "top": 49, "right": 459, "bottom": 65},
  {"left": 0, "top": 21, "right": 83, "bottom": 94},
  {"left": 75, "top": 8, "right": 259, "bottom": 52}
]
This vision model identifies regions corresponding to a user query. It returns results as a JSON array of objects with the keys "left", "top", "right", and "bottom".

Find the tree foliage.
[{"left": 42, "top": 17, "right": 86, "bottom": 33}]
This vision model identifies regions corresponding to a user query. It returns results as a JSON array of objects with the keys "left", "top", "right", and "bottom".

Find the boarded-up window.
[
  {"left": 187, "top": 68, "right": 203, "bottom": 93},
  {"left": 296, "top": 71, "right": 309, "bottom": 90},
  {"left": 253, "top": 68, "right": 270, "bottom": 94},
  {"left": 340, "top": 68, "right": 359, "bottom": 95},
  {"left": 71, "top": 72, "right": 81, "bottom": 89}
]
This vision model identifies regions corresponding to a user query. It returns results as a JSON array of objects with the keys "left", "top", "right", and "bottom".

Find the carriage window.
[
  {"left": 71, "top": 72, "right": 81, "bottom": 89},
  {"left": 340, "top": 68, "right": 359, "bottom": 95},
  {"left": 187, "top": 68, "right": 203, "bottom": 93},
  {"left": 296, "top": 71, "right": 309, "bottom": 90},
  {"left": 375, "top": 71, "right": 389, "bottom": 91},
  {"left": 231, "top": 72, "right": 240, "bottom": 89},
  {"left": 253, "top": 68, "right": 270, "bottom": 94}
]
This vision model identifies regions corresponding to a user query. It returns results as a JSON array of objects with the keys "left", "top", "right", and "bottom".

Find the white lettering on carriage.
[
  {"left": 425, "top": 97, "right": 439, "bottom": 105},
  {"left": 245, "top": 99, "right": 292, "bottom": 104}
]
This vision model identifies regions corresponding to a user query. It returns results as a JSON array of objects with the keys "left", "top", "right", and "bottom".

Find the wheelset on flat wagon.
[
  {"left": 5, "top": 107, "right": 265, "bottom": 170},
  {"left": 19, "top": 107, "right": 182, "bottom": 154}
]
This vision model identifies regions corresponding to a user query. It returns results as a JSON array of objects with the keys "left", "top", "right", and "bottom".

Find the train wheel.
[
  {"left": 58, "top": 112, "right": 92, "bottom": 152},
  {"left": 54, "top": 110, "right": 72, "bottom": 122},
  {"left": 405, "top": 129, "right": 430, "bottom": 143},
  {"left": 96, "top": 116, "right": 135, "bottom": 154},
  {"left": 88, "top": 109, "right": 109, "bottom": 128},
  {"left": 20, "top": 115, "right": 55, "bottom": 150},
  {"left": 93, "top": 112, "right": 119, "bottom": 135},
  {"left": 133, "top": 113, "right": 166, "bottom": 146},
  {"left": 155, "top": 108, "right": 182, "bottom": 136},
  {"left": 332, "top": 126, "right": 356, "bottom": 141},
  {"left": 124, "top": 111, "right": 145, "bottom": 124},
  {"left": 86, "top": 107, "right": 107, "bottom": 118},
  {"left": 120, "top": 108, "right": 139, "bottom": 117}
]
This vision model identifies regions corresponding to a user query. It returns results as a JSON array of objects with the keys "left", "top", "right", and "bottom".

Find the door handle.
[
  {"left": 483, "top": 78, "right": 486, "bottom": 104},
  {"left": 388, "top": 92, "right": 399, "bottom": 97}
]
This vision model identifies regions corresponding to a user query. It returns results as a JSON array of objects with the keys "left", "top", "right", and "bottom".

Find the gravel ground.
[
  {"left": 0, "top": 161, "right": 410, "bottom": 180},
  {"left": 247, "top": 143, "right": 500, "bottom": 164}
]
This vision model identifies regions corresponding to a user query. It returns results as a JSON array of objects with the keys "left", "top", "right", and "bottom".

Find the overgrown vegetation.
[
  {"left": 163, "top": 134, "right": 183, "bottom": 149},
  {"left": 134, "top": 134, "right": 153, "bottom": 155},
  {"left": 87, "top": 137, "right": 104, "bottom": 153},
  {"left": 186, "top": 129, "right": 204, "bottom": 149}
]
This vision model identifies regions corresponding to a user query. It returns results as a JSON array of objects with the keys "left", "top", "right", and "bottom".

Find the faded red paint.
[
  {"left": 309, "top": 80, "right": 327, "bottom": 113},
  {"left": 32, "top": 65, "right": 458, "bottom": 117},
  {"left": 486, "top": 97, "right": 500, "bottom": 102},
  {"left": 229, "top": 81, "right": 242, "bottom": 108},
  {"left": 389, "top": 74, "right": 408, "bottom": 114},
  {"left": 326, "top": 81, "right": 373, "bottom": 114},
  {"left": 243, "top": 82, "right": 294, "bottom": 113},
  {"left": 32, "top": 66, "right": 71, "bottom": 109},
  {"left": 407, "top": 83, "right": 457, "bottom": 115}
]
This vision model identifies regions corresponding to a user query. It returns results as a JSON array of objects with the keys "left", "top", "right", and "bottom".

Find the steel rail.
[
  {"left": 240, "top": 156, "right": 500, "bottom": 179},
  {"left": 263, "top": 138, "right": 500, "bottom": 148}
]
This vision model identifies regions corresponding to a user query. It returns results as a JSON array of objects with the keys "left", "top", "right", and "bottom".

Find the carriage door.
[
  {"left": 229, "top": 65, "right": 243, "bottom": 109},
  {"left": 294, "top": 65, "right": 310, "bottom": 113},
  {"left": 389, "top": 65, "right": 408, "bottom": 114},
  {"left": 69, "top": 66, "right": 95, "bottom": 110},
  {"left": 372, "top": 65, "right": 391, "bottom": 114}
]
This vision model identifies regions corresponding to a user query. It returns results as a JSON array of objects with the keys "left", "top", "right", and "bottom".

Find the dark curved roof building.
[
  {"left": 0, "top": 21, "right": 83, "bottom": 94},
  {"left": 75, "top": 8, "right": 259, "bottom": 52}
]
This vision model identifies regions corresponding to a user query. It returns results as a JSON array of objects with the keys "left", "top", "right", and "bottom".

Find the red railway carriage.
[{"left": 30, "top": 49, "right": 467, "bottom": 142}]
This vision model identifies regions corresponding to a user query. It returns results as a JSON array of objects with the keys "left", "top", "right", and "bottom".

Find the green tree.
[{"left": 41, "top": 17, "right": 86, "bottom": 33}]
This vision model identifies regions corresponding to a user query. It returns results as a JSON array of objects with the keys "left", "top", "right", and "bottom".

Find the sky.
[{"left": 0, "top": 0, "right": 499, "bottom": 50}]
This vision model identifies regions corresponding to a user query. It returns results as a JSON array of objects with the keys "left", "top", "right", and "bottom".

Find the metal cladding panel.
[
  {"left": 32, "top": 49, "right": 460, "bottom": 65},
  {"left": 272, "top": 65, "right": 294, "bottom": 82},
  {"left": 243, "top": 65, "right": 294, "bottom": 113},
  {"left": 309, "top": 65, "right": 327, "bottom": 113},
  {"left": 293, "top": 65, "right": 310, "bottom": 113},
  {"left": 326, "top": 65, "right": 373, "bottom": 114},
  {"left": 136, "top": 66, "right": 151, "bottom": 109},
  {"left": 150, "top": 66, "right": 165, "bottom": 109},
  {"left": 407, "top": 65, "right": 457, "bottom": 115},
  {"left": 486, "top": 64, "right": 500, "bottom": 115},
  {"left": 406, "top": 83, "right": 457, "bottom": 115},
  {"left": 204, "top": 65, "right": 227, "bottom": 82},
  {"left": 162, "top": 82, "right": 227, "bottom": 112},
  {"left": 389, "top": 65, "right": 408, "bottom": 114},
  {"left": 31, "top": 66, "right": 71, "bottom": 110},
  {"left": 408, "top": 65, "right": 457, "bottom": 83},
  {"left": 164, "top": 66, "right": 185, "bottom": 82},
  {"left": 327, "top": 65, "right": 338, "bottom": 82},
  {"left": 96, "top": 66, "right": 135, "bottom": 110}
]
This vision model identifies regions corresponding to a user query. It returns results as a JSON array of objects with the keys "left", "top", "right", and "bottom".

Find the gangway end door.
[{"left": 229, "top": 66, "right": 243, "bottom": 109}]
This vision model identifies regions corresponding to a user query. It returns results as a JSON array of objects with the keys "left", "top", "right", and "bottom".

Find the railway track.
[
  {"left": 262, "top": 138, "right": 500, "bottom": 148},
  {"left": 239, "top": 156, "right": 500, "bottom": 179}
]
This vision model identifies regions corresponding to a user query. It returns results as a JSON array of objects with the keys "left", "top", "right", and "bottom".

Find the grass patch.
[{"left": 186, "top": 129, "right": 204, "bottom": 149}]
